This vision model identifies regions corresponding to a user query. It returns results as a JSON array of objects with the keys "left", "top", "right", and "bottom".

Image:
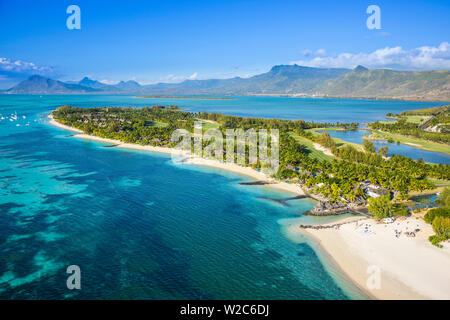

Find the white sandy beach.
[
  {"left": 287, "top": 216, "right": 450, "bottom": 300},
  {"left": 49, "top": 116, "right": 304, "bottom": 196}
]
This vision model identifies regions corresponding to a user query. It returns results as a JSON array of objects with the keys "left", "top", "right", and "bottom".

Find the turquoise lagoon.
[{"left": 0, "top": 95, "right": 446, "bottom": 299}]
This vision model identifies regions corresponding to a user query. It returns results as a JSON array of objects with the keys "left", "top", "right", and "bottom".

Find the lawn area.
[
  {"left": 427, "top": 178, "right": 450, "bottom": 188},
  {"left": 384, "top": 115, "right": 431, "bottom": 124},
  {"left": 367, "top": 130, "right": 450, "bottom": 155},
  {"left": 289, "top": 132, "right": 334, "bottom": 162},
  {"left": 403, "top": 115, "right": 432, "bottom": 124},
  {"left": 197, "top": 119, "right": 221, "bottom": 131},
  {"left": 408, "top": 178, "right": 450, "bottom": 197},
  {"left": 147, "top": 120, "right": 168, "bottom": 128}
]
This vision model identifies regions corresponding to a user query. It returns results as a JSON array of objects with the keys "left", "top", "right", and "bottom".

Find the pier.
[
  {"left": 305, "top": 205, "right": 370, "bottom": 217},
  {"left": 102, "top": 144, "right": 121, "bottom": 148},
  {"left": 256, "top": 195, "right": 307, "bottom": 207},
  {"left": 239, "top": 180, "right": 274, "bottom": 186},
  {"left": 299, "top": 217, "right": 368, "bottom": 230}
]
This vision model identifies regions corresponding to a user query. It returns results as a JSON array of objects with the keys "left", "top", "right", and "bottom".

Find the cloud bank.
[
  {"left": 0, "top": 57, "right": 54, "bottom": 76},
  {"left": 0, "top": 58, "right": 58, "bottom": 89},
  {"left": 292, "top": 42, "right": 450, "bottom": 70}
]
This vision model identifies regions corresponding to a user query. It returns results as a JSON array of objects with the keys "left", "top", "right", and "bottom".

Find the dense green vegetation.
[
  {"left": 367, "top": 196, "right": 393, "bottom": 218},
  {"left": 370, "top": 105, "right": 449, "bottom": 144},
  {"left": 431, "top": 217, "right": 450, "bottom": 244},
  {"left": 367, "top": 196, "right": 408, "bottom": 219},
  {"left": 288, "top": 132, "right": 333, "bottom": 162},
  {"left": 423, "top": 187, "right": 450, "bottom": 247},
  {"left": 53, "top": 106, "right": 450, "bottom": 207},
  {"left": 424, "top": 207, "right": 450, "bottom": 224},
  {"left": 363, "top": 140, "right": 376, "bottom": 153},
  {"left": 316, "top": 131, "right": 336, "bottom": 148},
  {"left": 331, "top": 144, "right": 448, "bottom": 196},
  {"left": 399, "top": 105, "right": 449, "bottom": 116},
  {"left": 436, "top": 186, "right": 450, "bottom": 206},
  {"left": 369, "top": 119, "right": 449, "bottom": 144}
]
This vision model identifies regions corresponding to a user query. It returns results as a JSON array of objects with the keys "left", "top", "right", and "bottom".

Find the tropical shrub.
[
  {"left": 368, "top": 195, "right": 393, "bottom": 218},
  {"left": 424, "top": 206, "right": 450, "bottom": 224}
]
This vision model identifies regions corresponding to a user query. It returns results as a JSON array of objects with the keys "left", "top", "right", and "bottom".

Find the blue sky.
[{"left": 0, "top": 0, "right": 449, "bottom": 88}]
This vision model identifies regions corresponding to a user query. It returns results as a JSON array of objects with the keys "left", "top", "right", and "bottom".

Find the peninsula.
[{"left": 50, "top": 104, "right": 450, "bottom": 299}]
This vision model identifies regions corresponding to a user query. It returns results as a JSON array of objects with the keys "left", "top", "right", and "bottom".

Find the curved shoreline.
[
  {"left": 313, "top": 127, "right": 450, "bottom": 156},
  {"left": 364, "top": 130, "right": 450, "bottom": 156},
  {"left": 48, "top": 115, "right": 450, "bottom": 300},
  {"left": 286, "top": 216, "right": 450, "bottom": 300},
  {"left": 48, "top": 115, "right": 305, "bottom": 196},
  {"left": 50, "top": 115, "right": 376, "bottom": 299}
]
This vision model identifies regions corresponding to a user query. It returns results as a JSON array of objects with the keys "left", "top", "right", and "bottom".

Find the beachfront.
[
  {"left": 50, "top": 114, "right": 450, "bottom": 300},
  {"left": 286, "top": 216, "right": 450, "bottom": 300},
  {"left": 49, "top": 115, "right": 304, "bottom": 196}
]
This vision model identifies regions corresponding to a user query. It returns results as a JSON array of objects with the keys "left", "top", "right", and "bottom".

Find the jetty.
[
  {"left": 305, "top": 202, "right": 370, "bottom": 217},
  {"left": 297, "top": 185, "right": 370, "bottom": 217},
  {"left": 299, "top": 217, "right": 368, "bottom": 230},
  {"left": 176, "top": 157, "right": 191, "bottom": 163},
  {"left": 256, "top": 195, "right": 307, "bottom": 207},
  {"left": 239, "top": 180, "right": 274, "bottom": 186},
  {"left": 102, "top": 144, "right": 121, "bottom": 148},
  {"left": 241, "top": 181, "right": 371, "bottom": 216}
]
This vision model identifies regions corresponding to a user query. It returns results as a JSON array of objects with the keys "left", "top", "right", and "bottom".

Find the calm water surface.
[
  {"left": 319, "top": 129, "right": 450, "bottom": 164},
  {"left": 1, "top": 95, "right": 446, "bottom": 299}
]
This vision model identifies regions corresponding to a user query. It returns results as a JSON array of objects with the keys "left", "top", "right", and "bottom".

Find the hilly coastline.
[{"left": 4, "top": 65, "right": 450, "bottom": 101}]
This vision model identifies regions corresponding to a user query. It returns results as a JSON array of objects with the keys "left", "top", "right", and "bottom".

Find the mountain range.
[{"left": 3, "top": 65, "right": 450, "bottom": 101}]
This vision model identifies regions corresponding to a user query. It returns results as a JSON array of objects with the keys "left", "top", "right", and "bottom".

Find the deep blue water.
[
  {"left": 319, "top": 129, "right": 450, "bottom": 164},
  {"left": 0, "top": 95, "right": 446, "bottom": 299}
]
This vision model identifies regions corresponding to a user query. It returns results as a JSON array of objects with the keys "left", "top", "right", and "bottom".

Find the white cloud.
[
  {"left": 300, "top": 48, "right": 326, "bottom": 57},
  {"left": 315, "top": 49, "right": 327, "bottom": 57},
  {"left": 99, "top": 79, "right": 118, "bottom": 85},
  {"left": 188, "top": 72, "right": 198, "bottom": 80},
  {"left": 157, "top": 72, "right": 199, "bottom": 83},
  {"left": 161, "top": 74, "right": 186, "bottom": 82},
  {"left": 300, "top": 49, "right": 313, "bottom": 57},
  {"left": 292, "top": 42, "right": 450, "bottom": 70},
  {"left": 0, "top": 57, "right": 54, "bottom": 75}
]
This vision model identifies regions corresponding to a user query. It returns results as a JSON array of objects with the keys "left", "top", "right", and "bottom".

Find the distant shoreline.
[
  {"left": 247, "top": 94, "right": 450, "bottom": 103},
  {"left": 2, "top": 92, "right": 448, "bottom": 103},
  {"left": 136, "top": 96, "right": 234, "bottom": 100}
]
